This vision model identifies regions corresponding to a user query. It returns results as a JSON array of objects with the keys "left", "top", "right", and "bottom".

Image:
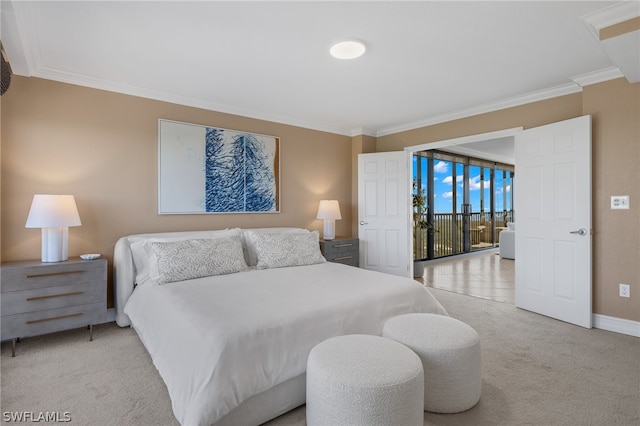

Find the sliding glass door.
[{"left": 413, "top": 150, "right": 514, "bottom": 260}]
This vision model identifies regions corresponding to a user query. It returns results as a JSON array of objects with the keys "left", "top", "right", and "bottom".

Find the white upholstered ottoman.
[
  {"left": 306, "top": 334, "right": 424, "bottom": 426},
  {"left": 383, "top": 313, "right": 481, "bottom": 413}
]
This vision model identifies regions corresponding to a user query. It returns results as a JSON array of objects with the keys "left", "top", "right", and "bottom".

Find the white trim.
[
  {"left": 571, "top": 67, "right": 625, "bottom": 87},
  {"left": 592, "top": 314, "right": 640, "bottom": 338},
  {"left": 34, "top": 66, "right": 355, "bottom": 137},
  {"left": 351, "top": 127, "right": 377, "bottom": 137},
  {"left": 5, "top": 0, "right": 41, "bottom": 76},
  {"left": 581, "top": 1, "right": 640, "bottom": 33},
  {"left": 376, "top": 83, "right": 581, "bottom": 137}
]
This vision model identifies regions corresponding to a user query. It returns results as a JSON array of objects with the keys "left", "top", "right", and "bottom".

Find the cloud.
[
  {"left": 434, "top": 161, "right": 448, "bottom": 173},
  {"left": 443, "top": 174, "right": 464, "bottom": 185},
  {"left": 469, "top": 175, "right": 491, "bottom": 191},
  {"left": 442, "top": 191, "right": 453, "bottom": 199}
]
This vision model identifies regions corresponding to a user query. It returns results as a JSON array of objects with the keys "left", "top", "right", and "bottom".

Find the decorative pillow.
[
  {"left": 149, "top": 235, "right": 247, "bottom": 285},
  {"left": 241, "top": 227, "right": 310, "bottom": 267},
  {"left": 507, "top": 222, "right": 516, "bottom": 231},
  {"left": 247, "top": 230, "right": 326, "bottom": 270},
  {"left": 130, "top": 228, "right": 241, "bottom": 285}
]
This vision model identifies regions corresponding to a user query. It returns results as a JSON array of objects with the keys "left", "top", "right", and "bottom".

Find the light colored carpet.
[{"left": 2, "top": 288, "right": 639, "bottom": 426}]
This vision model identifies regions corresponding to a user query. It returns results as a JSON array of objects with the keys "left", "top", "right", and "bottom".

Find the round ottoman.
[
  {"left": 306, "top": 334, "right": 424, "bottom": 426},
  {"left": 383, "top": 313, "right": 481, "bottom": 413}
]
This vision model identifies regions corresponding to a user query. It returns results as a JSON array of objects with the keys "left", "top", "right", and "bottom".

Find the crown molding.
[
  {"left": 571, "top": 66, "right": 625, "bottom": 87},
  {"left": 350, "top": 127, "right": 377, "bottom": 138},
  {"left": 375, "top": 83, "right": 583, "bottom": 137},
  {"left": 34, "top": 66, "right": 354, "bottom": 137},
  {"left": 582, "top": 1, "right": 640, "bottom": 33},
  {"left": 1, "top": 0, "right": 41, "bottom": 76}
]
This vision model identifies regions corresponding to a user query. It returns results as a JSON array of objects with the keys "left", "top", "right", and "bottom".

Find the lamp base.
[
  {"left": 41, "top": 227, "right": 69, "bottom": 262},
  {"left": 323, "top": 219, "right": 336, "bottom": 240}
]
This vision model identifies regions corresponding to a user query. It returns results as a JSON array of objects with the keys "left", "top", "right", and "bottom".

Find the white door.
[
  {"left": 358, "top": 152, "right": 411, "bottom": 278},
  {"left": 514, "top": 115, "right": 592, "bottom": 328}
]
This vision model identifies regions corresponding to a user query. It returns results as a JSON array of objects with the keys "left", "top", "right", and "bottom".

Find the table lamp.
[
  {"left": 316, "top": 200, "right": 341, "bottom": 240},
  {"left": 25, "top": 194, "right": 82, "bottom": 262}
]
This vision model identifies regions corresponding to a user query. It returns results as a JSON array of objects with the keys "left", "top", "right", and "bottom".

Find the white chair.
[
  {"left": 306, "top": 334, "right": 424, "bottom": 426},
  {"left": 383, "top": 313, "right": 482, "bottom": 414},
  {"left": 499, "top": 222, "right": 515, "bottom": 259}
]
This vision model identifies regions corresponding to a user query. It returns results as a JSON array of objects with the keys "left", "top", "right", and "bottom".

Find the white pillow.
[
  {"left": 246, "top": 230, "right": 326, "bottom": 270},
  {"left": 130, "top": 228, "right": 241, "bottom": 285},
  {"left": 149, "top": 235, "right": 247, "bottom": 285},
  {"left": 241, "top": 227, "right": 309, "bottom": 267},
  {"left": 507, "top": 222, "right": 516, "bottom": 231}
]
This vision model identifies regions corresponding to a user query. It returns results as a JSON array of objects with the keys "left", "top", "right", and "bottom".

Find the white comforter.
[{"left": 124, "top": 262, "right": 447, "bottom": 426}]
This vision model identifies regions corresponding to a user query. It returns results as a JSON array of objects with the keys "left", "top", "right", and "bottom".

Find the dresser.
[
  {"left": 319, "top": 237, "right": 359, "bottom": 267},
  {"left": 1, "top": 257, "right": 107, "bottom": 356}
]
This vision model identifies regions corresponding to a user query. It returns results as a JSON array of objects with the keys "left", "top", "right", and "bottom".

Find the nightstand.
[
  {"left": 320, "top": 237, "right": 359, "bottom": 267},
  {"left": 1, "top": 257, "right": 107, "bottom": 356}
]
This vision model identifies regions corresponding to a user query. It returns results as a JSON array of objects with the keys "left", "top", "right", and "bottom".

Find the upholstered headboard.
[
  {"left": 114, "top": 231, "right": 192, "bottom": 326},
  {"left": 113, "top": 227, "right": 309, "bottom": 327}
]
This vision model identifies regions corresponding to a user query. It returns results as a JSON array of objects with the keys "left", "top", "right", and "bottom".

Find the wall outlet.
[
  {"left": 619, "top": 283, "right": 630, "bottom": 298},
  {"left": 611, "top": 195, "right": 630, "bottom": 209}
]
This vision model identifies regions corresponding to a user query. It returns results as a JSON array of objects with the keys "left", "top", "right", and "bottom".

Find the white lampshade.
[
  {"left": 316, "top": 200, "right": 341, "bottom": 240},
  {"left": 26, "top": 194, "right": 81, "bottom": 262}
]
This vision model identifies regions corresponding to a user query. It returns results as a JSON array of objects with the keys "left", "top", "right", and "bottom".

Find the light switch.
[{"left": 611, "top": 195, "right": 630, "bottom": 210}]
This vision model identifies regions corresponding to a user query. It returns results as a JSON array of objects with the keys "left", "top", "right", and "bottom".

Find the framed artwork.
[{"left": 158, "top": 119, "right": 280, "bottom": 214}]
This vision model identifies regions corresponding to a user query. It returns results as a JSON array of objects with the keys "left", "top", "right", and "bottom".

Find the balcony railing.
[{"left": 414, "top": 210, "right": 513, "bottom": 260}]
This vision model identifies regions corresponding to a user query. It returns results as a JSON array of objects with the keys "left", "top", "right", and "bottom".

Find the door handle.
[
  {"left": 570, "top": 228, "right": 588, "bottom": 236},
  {"left": 359, "top": 221, "right": 368, "bottom": 225}
]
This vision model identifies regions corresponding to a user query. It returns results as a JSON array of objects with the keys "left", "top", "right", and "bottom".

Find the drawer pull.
[
  {"left": 27, "top": 291, "right": 84, "bottom": 301},
  {"left": 334, "top": 256, "right": 353, "bottom": 261},
  {"left": 26, "top": 270, "right": 85, "bottom": 279},
  {"left": 26, "top": 312, "right": 84, "bottom": 324},
  {"left": 333, "top": 243, "right": 353, "bottom": 248}
]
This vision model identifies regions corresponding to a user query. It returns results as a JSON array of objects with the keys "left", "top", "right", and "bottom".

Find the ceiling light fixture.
[{"left": 329, "top": 40, "right": 366, "bottom": 60}]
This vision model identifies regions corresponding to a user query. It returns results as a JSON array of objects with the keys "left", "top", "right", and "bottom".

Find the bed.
[{"left": 114, "top": 227, "right": 447, "bottom": 426}]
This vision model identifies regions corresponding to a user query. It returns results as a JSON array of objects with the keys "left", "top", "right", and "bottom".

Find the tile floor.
[{"left": 415, "top": 249, "right": 515, "bottom": 304}]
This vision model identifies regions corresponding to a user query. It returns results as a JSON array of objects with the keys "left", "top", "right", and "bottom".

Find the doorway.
[
  {"left": 406, "top": 128, "right": 521, "bottom": 303},
  {"left": 413, "top": 150, "right": 514, "bottom": 261}
]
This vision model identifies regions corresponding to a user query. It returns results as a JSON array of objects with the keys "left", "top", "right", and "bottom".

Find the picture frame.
[{"left": 158, "top": 119, "right": 280, "bottom": 214}]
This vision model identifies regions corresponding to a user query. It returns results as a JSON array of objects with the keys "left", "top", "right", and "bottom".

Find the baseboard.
[{"left": 592, "top": 314, "right": 640, "bottom": 337}]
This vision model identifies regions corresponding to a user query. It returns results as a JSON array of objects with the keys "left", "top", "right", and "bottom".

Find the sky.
[{"left": 414, "top": 158, "right": 512, "bottom": 214}]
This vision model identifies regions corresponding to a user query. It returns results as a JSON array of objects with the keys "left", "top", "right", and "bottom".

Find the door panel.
[
  {"left": 515, "top": 115, "right": 592, "bottom": 328},
  {"left": 358, "top": 152, "right": 411, "bottom": 277}
]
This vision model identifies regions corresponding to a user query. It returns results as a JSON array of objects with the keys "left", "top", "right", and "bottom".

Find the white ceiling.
[{"left": 1, "top": 1, "right": 638, "bottom": 139}]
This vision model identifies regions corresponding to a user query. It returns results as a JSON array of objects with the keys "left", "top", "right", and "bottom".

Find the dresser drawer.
[
  {"left": 326, "top": 253, "right": 359, "bottom": 267},
  {"left": 320, "top": 238, "right": 359, "bottom": 267},
  {"left": 1, "top": 302, "right": 106, "bottom": 340},
  {"left": 1, "top": 259, "right": 106, "bottom": 292},
  {"left": 1, "top": 282, "right": 105, "bottom": 316},
  {"left": 324, "top": 240, "right": 357, "bottom": 255}
]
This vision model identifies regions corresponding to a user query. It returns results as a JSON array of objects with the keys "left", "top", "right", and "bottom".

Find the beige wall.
[
  {"left": 378, "top": 78, "right": 640, "bottom": 323},
  {"left": 583, "top": 78, "right": 640, "bottom": 322},
  {"left": 3, "top": 75, "right": 638, "bottom": 324},
  {"left": 1, "top": 77, "right": 353, "bottom": 307}
]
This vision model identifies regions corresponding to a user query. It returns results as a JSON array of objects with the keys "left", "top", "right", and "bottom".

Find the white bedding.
[{"left": 124, "top": 262, "right": 447, "bottom": 426}]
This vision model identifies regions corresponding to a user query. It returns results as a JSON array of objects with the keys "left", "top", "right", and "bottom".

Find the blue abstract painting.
[{"left": 158, "top": 120, "right": 280, "bottom": 214}]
